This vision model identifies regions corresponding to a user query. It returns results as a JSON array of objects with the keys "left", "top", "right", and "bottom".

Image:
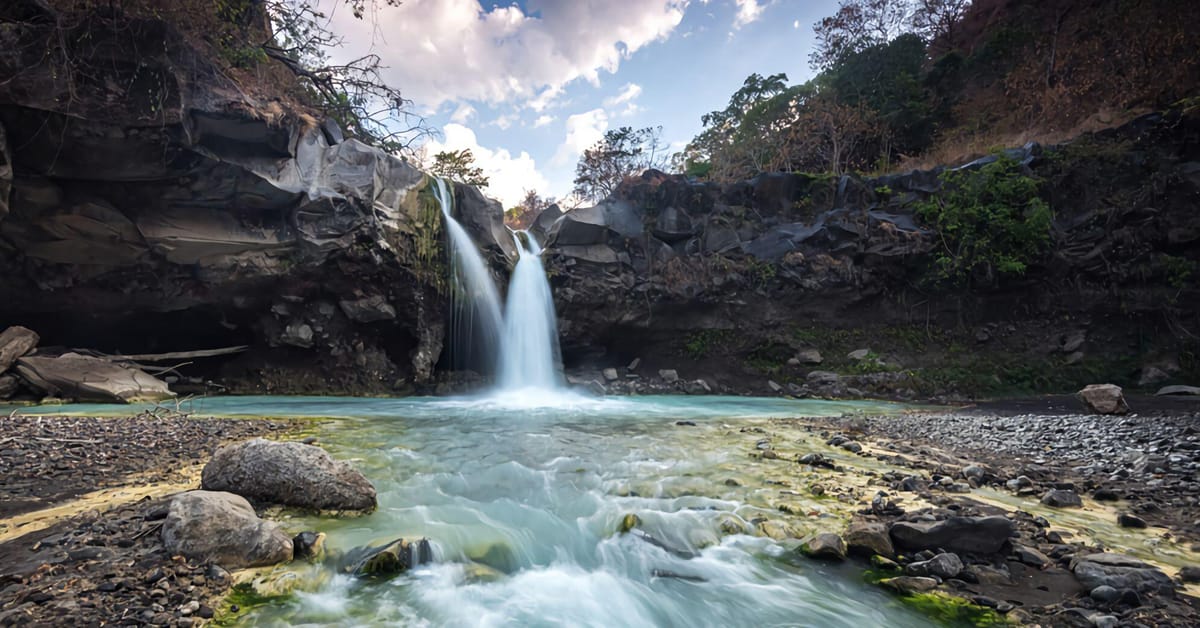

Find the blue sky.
[{"left": 327, "top": 0, "right": 839, "bottom": 207}]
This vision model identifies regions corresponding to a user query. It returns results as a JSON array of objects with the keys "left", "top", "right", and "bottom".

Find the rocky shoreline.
[{"left": 3, "top": 399, "right": 1200, "bottom": 626}]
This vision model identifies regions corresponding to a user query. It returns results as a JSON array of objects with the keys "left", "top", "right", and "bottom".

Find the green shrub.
[{"left": 916, "top": 155, "right": 1052, "bottom": 287}]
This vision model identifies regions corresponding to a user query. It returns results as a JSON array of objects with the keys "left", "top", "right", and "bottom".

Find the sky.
[{"left": 323, "top": 0, "right": 839, "bottom": 207}]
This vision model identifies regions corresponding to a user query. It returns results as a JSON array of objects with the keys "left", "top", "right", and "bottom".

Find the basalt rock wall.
[
  {"left": 542, "top": 109, "right": 1200, "bottom": 397},
  {"left": 0, "top": 1, "right": 513, "bottom": 395}
]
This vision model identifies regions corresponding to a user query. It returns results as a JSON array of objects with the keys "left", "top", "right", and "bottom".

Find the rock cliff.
[
  {"left": 0, "top": 0, "right": 513, "bottom": 395},
  {"left": 542, "top": 108, "right": 1200, "bottom": 398}
]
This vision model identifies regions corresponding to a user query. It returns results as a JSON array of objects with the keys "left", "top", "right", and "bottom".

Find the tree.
[
  {"left": 811, "top": 0, "right": 915, "bottom": 70},
  {"left": 429, "top": 149, "right": 489, "bottom": 188},
  {"left": 910, "top": 0, "right": 971, "bottom": 53},
  {"left": 257, "top": 1, "right": 433, "bottom": 156},
  {"left": 916, "top": 155, "right": 1052, "bottom": 287},
  {"left": 573, "top": 126, "right": 666, "bottom": 201},
  {"left": 686, "top": 73, "right": 806, "bottom": 181},
  {"left": 505, "top": 190, "right": 555, "bottom": 229},
  {"left": 789, "top": 95, "right": 876, "bottom": 175}
]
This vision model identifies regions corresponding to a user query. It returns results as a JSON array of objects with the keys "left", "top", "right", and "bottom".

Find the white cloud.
[
  {"left": 449, "top": 103, "right": 476, "bottom": 124},
  {"left": 732, "top": 0, "right": 764, "bottom": 29},
  {"left": 325, "top": 0, "right": 689, "bottom": 110},
  {"left": 603, "top": 83, "right": 643, "bottom": 107},
  {"left": 533, "top": 115, "right": 556, "bottom": 128},
  {"left": 553, "top": 108, "right": 609, "bottom": 166},
  {"left": 603, "top": 83, "right": 644, "bottom": 117},
  {"left": 792, "top": 19, "right": 800, "bottom": 29},
  {"left": 488, "top": 113, "right": 518, "bottom": 130},
  {"left": 425, "top": 124, "right": 550, "bottom": 208}
]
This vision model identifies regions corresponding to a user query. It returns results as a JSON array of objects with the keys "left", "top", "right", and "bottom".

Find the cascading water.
[
  {"left": 496, "top": 231, "right": 563, "bottom": 391},
  {"left": 432, "top": 178, "right": 504, "bottom": 373}
]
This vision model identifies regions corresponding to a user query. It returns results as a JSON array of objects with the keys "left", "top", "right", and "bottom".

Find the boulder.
[
  {"left": 340, "top": 537, "right": 433, "bottom": 577},
  {"left": 794, "top": 349, "right": 823, "bottom": 365},
  {"left": 0, "top": 374, "right": 18, "bottom": 399},
  {"left": 201, "top": 438, "right": 377, "bottom": 512},
  {"left": 1070, "top": 553, "right": 1174, "bottom": 594},
  {"left": 847, "top": 349, "right": 871, "bottom": 361},
  {"left": 551, "top": 205, "right": 610, "bottom": 246},
  {"left": 15, "top": 354, "right": 174, "bottom": 403},
  {"left": 905, "top": 552, "right": 963, "bottom": 579},
  {"left": 161, "top": 491, "right": 293, "bottom": 569},
  {"left": 881, "top": 576, "right": 939, "bottom": 594},
  {"left": 281, "top": 322, "right": 314, "bottom": 348},
  {"left": 658, "top": 369, "right": 679, "bottom": 383},
  {"left": 0, "top": 326, "right": 39, "bottom": 372},
  {"left": 801, "top": 533, "right": 847, "bottom": 561},
  {"left": 806, "top": 370, "right": 839, "bottom": 386},
  {"left": 602, "top": 368, "right": 619, "bottom": 381},
  {"left": 1076, "top": 384, "right": 1129, "bottom": 414},
  {"left": 338, "top": 295, "right": 397, "bottom": 323},
  {"left": 1156, "top": 385, "right": 1200, "bottom": 396},
  {"left": 1041, "top": 489, "right": 1083, "bottom": 508},
  {"left": 845, "top": 518, "right": 895, "bottom": 558},
  {"left": 652, "top": 207, "right": 695, "bottom": 242},
  {"left": 1117, "top": 513, "right": 1147, "bottom": 529},
  {"left": 889, "top": 516, "right": 1014, "bottom": 555},
  {"left": 684, "top": 379, "right": 712, "bottom": 394}
]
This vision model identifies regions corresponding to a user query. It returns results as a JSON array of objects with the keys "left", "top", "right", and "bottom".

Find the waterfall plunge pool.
[{"left": 20, "top": 394, "right": 958, "bottom": 626}]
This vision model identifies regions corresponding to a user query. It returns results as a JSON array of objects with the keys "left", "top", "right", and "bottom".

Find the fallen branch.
[{"left": 96, "top": 346, "right": 249, "bottom": 362}]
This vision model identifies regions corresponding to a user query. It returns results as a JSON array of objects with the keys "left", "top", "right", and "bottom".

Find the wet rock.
[
  {"left": 1041, "top": 489, "right": 1083, "bottom": 508},
  {"left": 961, "top": 465, "right": 986, "bottom": 482},
  {"left": 889, "top": 516, "right": 1014, "bottom": 555},
  {"left": 797, "top": 452, "right": 836, "bottom": 469},
  {"left": 1092, "top": 488, "right": 1120, "bottom": 501},
  {"left": 871, "top": 555, "right": 901, "bottom": 571},
  {"left": 293, "top": 531, "right": 326, "bottom": 560},
  {"left": 1117, "top": 513, "right": 1147, "bottom": 529},
  {"left": 338, "top": 295, "right": 397, "bottom": 323},
  {"left": 161, "top": 491, "right": 293, "bottom": 569},
  {"left": 881, "top": 576, "right": 939, "bottom": 594},
  {"left": 1076, "top": 384, "right": 1129, "bottom": 415},
  {"left": 1012, "top": 544, "right": 1051, "bottom": 568},
  {"left": 800, "top": 533, "right": 846, "bottom": 561},
  {"left": 1157, "top": 385, "right": 1200, "bottom": 396},
  {"left": 341, "top": 537, "right": 433, "bottom": 577},
  {"left": 684, "top": 379, "right": 712, "bottom": 394},
  {"left": 1177, "top": 566, "right": 1200, "bottom": 583},
  {"left": 845, "top": 518, "right": 895, "bottom": 558},
  {"left": 1090, "top": 585, "right": 1121, "bottom": 603},
  {"left": 201, "top": 438, "right": 377, "bottom": 512},
  {"left": 619, "top": 513, "right": 641, "bottom": 534},
  {"left": 840, "top": 440, "right": 863, "bottom": 454},
  {"left": 1070, "top": 553, "right": 1175, "bottom": 594},
  {"left": 905, "top": 552, "right": 963, "bottom": 579},
  {"left": 15, "top": 354, "right": 174, "bottom": 403},
  {"left": 767, "top": 380, "right": 783, "bottom": 393},
  {"left": 658, "top": 369, "right": 679, "bottom": 383}
]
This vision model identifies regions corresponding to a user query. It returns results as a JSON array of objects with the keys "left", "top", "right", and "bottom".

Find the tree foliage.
[
  {"left": 429, "top": 149, "right": 489, "bottom": 188},
  {"left": 573, "top": 126, "right": 666, "bottom": 201},
  {"left": 505, "top": 190, "right": 555, "bottom": 229},
  {"left": 916, "top": 155, "right": 1052, "bottom": 286}
]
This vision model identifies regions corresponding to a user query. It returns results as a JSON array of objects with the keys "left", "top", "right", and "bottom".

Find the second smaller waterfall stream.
[{"left": 497, "top": 231, "right": 563, "bottom": 391}]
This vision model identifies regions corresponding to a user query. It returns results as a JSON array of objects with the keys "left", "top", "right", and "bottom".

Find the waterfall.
[
  {"left": 497, "top": 231, "right": 563, "bottom": 391},
  {"left": 432, "top": 178, "right": 503, "bottom": 374}
]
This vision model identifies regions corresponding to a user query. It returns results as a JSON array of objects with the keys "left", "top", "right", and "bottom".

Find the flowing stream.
[{"left": 45, "top": 394, "right": 945, "bottom": 627}]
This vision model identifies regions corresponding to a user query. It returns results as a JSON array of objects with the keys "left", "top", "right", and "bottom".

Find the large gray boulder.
[
  {"left": 161, "top": 491, "right": 293, "bottom": 568},
  {"left": 1070, "top": 553, "right": 1175, "bottom": 594},
  {"left": 0, "top": 326, "right": 38, "bottom": 372},
  {"left": 202, "top": 438, "right": 377, "bottom": 512},
  {"left": 15, "top": 353, "right": 173, "bottom": 403},
  {"left": 845, "top": 517, "right": 895, "bottom": 558},
  {"left": 1076, "top": 384, "right": 1129, "bottom": 414},
  {"left": 889, "top": 516, "right": 1014, "bottom": 555}
]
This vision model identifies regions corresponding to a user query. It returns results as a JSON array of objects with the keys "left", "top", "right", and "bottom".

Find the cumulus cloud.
[
  {"left": 424, "top": 124, "right": 550, "bottom": 208},
  {"left": 325, "top": 0, "right": 689, "bottom": 110},
  {"left": 533, "top": 115, "right": 556, "bottom": 128},
  {"left": 449, "top": 103, "right": 476, "bottom": 124},
  {"left": 553, "top": 108, "right": 609, "bottom": 166},
  {"left": 603, "top": 83, "right": 644, "bottom": 117}
]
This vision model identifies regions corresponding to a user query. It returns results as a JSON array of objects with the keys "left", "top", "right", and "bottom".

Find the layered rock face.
[
  {"left": 540, "top": 111, "right": 1200, "bottom": 395},
  {"left": 0, "top": 1, "right": 512, "bottom": 394}
]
